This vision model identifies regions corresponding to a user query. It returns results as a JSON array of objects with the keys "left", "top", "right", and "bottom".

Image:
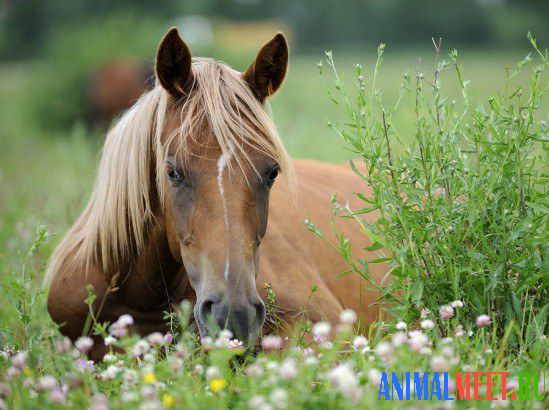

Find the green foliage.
[{"left": 310, "top": 36, "right": 548, "bottom": 349}]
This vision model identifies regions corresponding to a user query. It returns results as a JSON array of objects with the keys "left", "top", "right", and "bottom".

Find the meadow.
[{"left": 0, "top": 39, "right": 547, "bottom": 409}]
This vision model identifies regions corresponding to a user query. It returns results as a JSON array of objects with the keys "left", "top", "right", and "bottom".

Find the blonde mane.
[{"left": 45, "top": 58, "right": 294, "bottom": 283}]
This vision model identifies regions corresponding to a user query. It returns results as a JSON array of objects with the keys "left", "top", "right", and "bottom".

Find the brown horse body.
[{"left": 46, "top": 29, "right": 387, "bottom": 359}]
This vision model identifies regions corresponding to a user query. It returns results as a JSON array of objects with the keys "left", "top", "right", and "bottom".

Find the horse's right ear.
[{"left": 155, "top": 28, "right": 193, "bottom": 97}]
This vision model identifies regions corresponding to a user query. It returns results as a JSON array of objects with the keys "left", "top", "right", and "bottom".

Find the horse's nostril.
[
  {"left": 199, "top": 296, "right": 220, "bottom": 328},
  {"left": 254, "top": 301, "right": 266, "bottom": 326}
]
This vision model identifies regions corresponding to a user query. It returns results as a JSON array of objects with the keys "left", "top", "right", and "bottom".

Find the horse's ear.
[
  {"left": 155, "top": 28, "right": 193, "bottom": 97},
  {"left": 243, "top": 33, "right": 289, "bottom": 102}
]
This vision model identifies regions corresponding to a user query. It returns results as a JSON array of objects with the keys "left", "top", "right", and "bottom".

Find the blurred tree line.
[
  {"left": 1, "top": 0, "right": 547, "bottom": 61},
  {"left": 0, "top": 0, "right": 545, "bottom": 132}
]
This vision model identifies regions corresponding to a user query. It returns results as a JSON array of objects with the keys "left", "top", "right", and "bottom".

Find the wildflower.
[
  {"left": 420, "top": 347, "right": 432, "bottom": 355},
  {"left": 439, "top": 305, "right": 454, "bottom": 319},
  {"left": 201, "top": 336, "right": 214, "bottom": 351},
  {"left": 420, "top": 308, "right": 431, "bottom": 319},
  {"left": 352, "top": 335, "right": 369, "bottom": 352},
  {"left": 396, "top": 321, "right": 407, "bottom": 331},
  {"left": 269, "top": 388, "right": 288, "bottom": 408},
  {"left": 249, "top": 395, "right": 267, "bottom": 408},
  {"left": 214, "top": 334, "right": 231, "bottom": 349},
  {"left": 55, "top": 337, "right": 72, "bottom": 354},
  {"left": 431, "top": 355, "right": 448, "bottom": 372},
  {"left": 194, "top": 365, "right": 204, "bottom": 376},
  {"left": 229, "top": 339, "right": 244, "bottom": 350},
  {"left": 36, "top": 375, "right": 57, "bottom": 392},
  {"left": 262, "top": 335, "right": 282, "bottom": 351},
  {"left": 441, "top": 337, "right": 453, "bottom": 344},
  {"left": 367, "top": 368, "right": 382, "bottom": 386},
  {"left": 11, "top": 351, "right": 27, "bottom": 369},
  {"left": 73, "top": 358, "right": 95, "bottom": 373},
  {"left": 163, "top": 333, "right": 174, "bottom": 345},
  {"left": 476, "top": 314, "right": 492, "bottom": 327},
  {"left": 312, "top": 321, "right": 331, "bottom": 341},
  {"left": 328, "top": 363, "right": 361, "bottom": 402},
  {"left": 391, "top": 331, "right": 408, "bottom": 347},
  {"left": 209, "top": 378, "right": 227, "bottom": 393},
  {"left": 304, "top": 356, "right": 318, "bottom": 367},
  {"left": 101, "top": 365, "right": 121, "bottom": 381},
  {"left": 219, "top": 329, "right": 233, "bottom": 339},
  {"left": 451, "top": 300, "right": 464, "bottom": 308},
  {"left": 142, "top": 372, "right": 157, "bottom": 384},
  {"left": 104, "top": 336, "right": 116, "bottom": 346},
  {"left": 162, "top": 393, "right": 175, "bottom": 408},
  {"left": 168, "top": 356, "right": 183, "bottom": 371},
  {"left": 147, "top": 332, "right": 164, "bottom": 345},
  {"left": 89, "top": 393, "right": 109, "bottom": 410},
  {"left": 279, "top": 358, "right": 298, "bottom": 379},
  {"left": 441, "top": 346, "right": 454, "bottom": 357},
  {"left": 421, "top": 319, "right": 435, "bottom": 330},
  {"left": 455, "top": 325, "right": 466, "bottom": 337},
  {"left": 103, "top": 353, "right": 117, "bottom": 363},
  {"left": 206, "top": 366, "right": 221, "bottom": 380},
  {"left": 75, "top": 336, "right": 94, "bottom": 353},
  {"left": 375, "top": 341, "right": 394, "bottom": 359},
  {"left": 49, "top": 387, "right": 67, "bottom": 405},
  {"left": 339, "top": 309, "right": 357, "bottom": 324},
  {"left": 246, "top": 362, "right": 264, "bottom": 377},
  {"left": 122, "top": 369, "right": 138, "bottom": 385},
  {"left": 140, "top": 385, "right": 156, "bottom": 400},
  {"left": 132, "top": 340, "right": 150, "bottom": 357},
  {"left": 408, "top": 331, "right": 429, "bottom": 353}
]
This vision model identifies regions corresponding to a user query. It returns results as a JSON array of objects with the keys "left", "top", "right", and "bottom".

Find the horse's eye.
[
  {"left": 265, "top": 166, "right": 279, "bottom": 187},
  {"left": 167, "top": 168, "right": 183, "bottom": 182}
]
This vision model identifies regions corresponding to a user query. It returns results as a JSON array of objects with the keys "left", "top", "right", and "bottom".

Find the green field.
[{"left": 0, "top": 45, "right": 547, "bottom": 409}]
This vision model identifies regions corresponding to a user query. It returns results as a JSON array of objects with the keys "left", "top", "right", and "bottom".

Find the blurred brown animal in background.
[{"left": 89, "top": 60, "right": 153, "bottom": 127}]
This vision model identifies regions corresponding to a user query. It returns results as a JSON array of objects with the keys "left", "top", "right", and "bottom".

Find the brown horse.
[{"left": 46, "top": 28, "right": 388, "bottom": 359}]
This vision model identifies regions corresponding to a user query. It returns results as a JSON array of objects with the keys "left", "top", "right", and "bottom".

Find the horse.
[
  {"left": 89, "top": 59, "right": 153, "bottom": 127},
  {"left": 46, "top": 28, "right": 388, "bottom": 359}
]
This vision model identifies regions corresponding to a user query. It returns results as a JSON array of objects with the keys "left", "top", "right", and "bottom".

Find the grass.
[{"left": 0, "top": 44, "right": 547, "bottom": 408}]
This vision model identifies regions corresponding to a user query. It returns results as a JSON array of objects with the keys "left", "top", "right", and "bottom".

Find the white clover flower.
[
  {"left": 327, "top": 363, "right": 361, "bottom": 402},
  {"left": 441, "top": 337, "right": 453, "bottom": 344},
  {"left": 312, "top": 321, "right": 331, "bottom": 341},
  {"left": 431, "top": 355, "right": 448, "bottom": 372},
  {"left": 441, "top": 346, "right": 454, "bottom": 357},
  {"left": 100, "top": 365, "right": 121, "bottom": 381},
  {"left": 147, "top": 332, "right": 164, "bottom": 345},
  {"left": 246, "top": 362, "right": 264, "bottom": 377},
  {"left": 229, "top": 339, "right": 244, "bottom": 350},
  {"left": 451, "top": 300, "right": 464, "bottom": 308},
  {"left": 262, "top": 335, "right": 283, "bottom": 351},
  {"left": 206, "top": 366, "right": 221, "bottom": 380},
  {"left": 103, "top": 353, "right": 117, "bottom": 363},
  {"left": 375, "top": 341, "right": 394, "bottom": 359},
  {"left": 476, "top": 314, "right": 492, "bottom": 327},
  {"left": 339, "top": 309, "right": 357, "bottom": 325},
  {"left": 11, "top": 351, "right": 27, "bottom": 369},
  {"left": 439, "top": 305, "right": 455, "bottom": 319},
  {"left": 201, "top": 336, "right": 214, "bottom": 351},
  {"left": 304, "top": 356, "right": 318, "bottom": 367},
  {"left": 391, "top": 331, "right": 408, "bottom": 347},
  {"left": 117, "top": 314, "right": 134, "bottom": 327},
  {"left": 421, "top": 319, "right": 435, "bottom": 330},
  {"left": 104, "top": 336, "right": 116, "bottom": 346},
  {"left": 55, "top": 337, "right": 72, "bottom": 354},
  {"left": 367, "top": 368, "right": 382, "bottom": 386},
  {"left": 408, "top": 331, "right": 429, "bottom": 353},
  {"left": 396, "top": 321, "right": 407, "bottom": 331},
  {"left": 279, "top": 358, "right": 298, "bottom": 379},
  {"left": 36, "top": 375, "right": 57, "bottom": 392},
  {"left": 219, "top": 329, "right": 233, "bottom": 339},
  {"left": 420, "top": 347, "right": 432, "bottom": 355},
  {"left": 269, "top": 388, "right": 288, "bottom": 408},
  {"left": 351, "top": 335, "right": 369, "bottom": 352},
  {"left": 214, "top": 335, "right": 231, "bottom": 349},
  {"left": 75, "top": 337, "right": 94, "bottom": 353},
  {"left": 168, "top": 356, "right": 184, "bottom": 371},
  {"left": 194, "top": 364, "right": 204, "bottom": 376},
  {"left": 132, "top": 340, "right": 150, "bottom": 357}
]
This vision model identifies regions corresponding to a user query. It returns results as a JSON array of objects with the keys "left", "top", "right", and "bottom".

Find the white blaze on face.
[{"left": 217, "top": 150, "right": 232, "bottom": 280}]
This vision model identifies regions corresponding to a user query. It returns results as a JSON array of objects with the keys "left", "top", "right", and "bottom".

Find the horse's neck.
[{"left": 112, "top": 212, "right": 194, "bottom": 310}]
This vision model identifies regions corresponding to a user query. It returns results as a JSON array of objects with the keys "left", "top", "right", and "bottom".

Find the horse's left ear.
[
  {"left": 243, "top": 33, "right": 289, "bottom": 102},
  {"left": 155, "top": 28, "right": 193, "bottom": 97}
]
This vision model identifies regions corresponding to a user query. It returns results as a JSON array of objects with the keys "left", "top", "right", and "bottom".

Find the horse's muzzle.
[{"left": 197, "top": 295, "right": 266, "bottom": 346}]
